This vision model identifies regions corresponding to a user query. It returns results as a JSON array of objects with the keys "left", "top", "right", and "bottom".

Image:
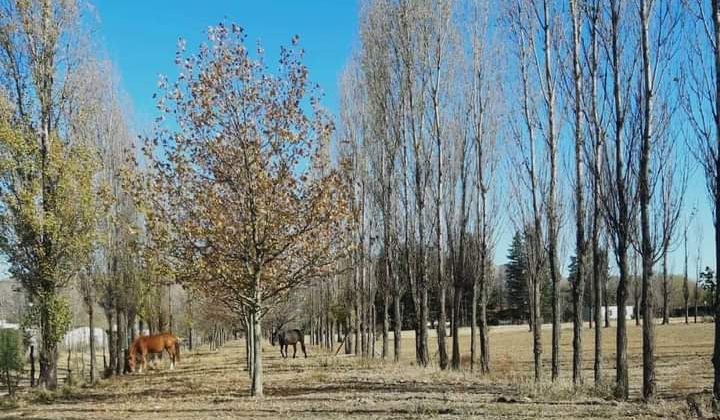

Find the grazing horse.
[
  {"left": 128, "top": 332, "right": 180, "bottom": 373},
  {"left": 271, "top": 329, "right": 307, "bottom": 358}
]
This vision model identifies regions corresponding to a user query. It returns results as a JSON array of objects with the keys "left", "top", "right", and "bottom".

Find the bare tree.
[
  {"left": 638, "top": 0, "right": 683, "bottom": 400},
  {"left": 465, "top": 3, "right": 502, "bottom": 374},
  {"left": 600, "top": 0, "right": 639, "bottom": 399},
  {"left": 681, "top": 0, "right": 720, "bottom": 402},
  {"left": 569, "top": 0, "right": 587, "bottom": 386},
  {"left": 584, "top": 0, "right": 608, "bottom": 385},
  {"left": 507, "top": 0, "right": 547, "bottom": 381},
  {"left": 538, "top": 0, "right": 563, "bottom": 382}
]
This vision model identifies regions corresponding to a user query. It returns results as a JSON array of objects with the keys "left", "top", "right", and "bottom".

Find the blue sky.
[
  {"left": 92, "top": 1, "right": 715, "bottom": 277},
  {"left": 95, "top": 0, "right": 359, "bottom": 129}
]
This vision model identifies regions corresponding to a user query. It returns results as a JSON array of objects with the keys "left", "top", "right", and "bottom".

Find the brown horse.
[{"left": 128, "top": 332, "right": 180, "bottom": 373}]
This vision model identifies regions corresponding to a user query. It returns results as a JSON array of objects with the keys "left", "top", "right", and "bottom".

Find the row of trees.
[
  {"left": 333, "top": 0, "right": 720, "bottom": 404},
  {"left": 0, "top": 0, "right": 215, "bottom": 390},
  {"left": 0, "top": 0, "right": 348, "bottom": 397},
  {"left": 4, "top": 0, "right": 720, "bottom": 405}
]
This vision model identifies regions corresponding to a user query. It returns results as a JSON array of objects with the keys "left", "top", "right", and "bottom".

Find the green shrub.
[{"left": 0, "top": 329, "right": 24, "bottom": 396}]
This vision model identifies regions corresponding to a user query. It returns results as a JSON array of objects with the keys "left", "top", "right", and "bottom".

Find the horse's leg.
[
  {"left": 293, "top": 343, "right": 297, "bottom": 359},
  {"left": 301, "top": 340, "right": 307, "bottom": 358},
  {"left": 169, "top": 346, "right": 175, "bottom": 370},
  {"left": 140, "top": 350, "right": 147, "bottom": 374}
]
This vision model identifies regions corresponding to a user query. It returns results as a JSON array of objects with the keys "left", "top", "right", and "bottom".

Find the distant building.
[
  {"left": 62, "top": 327, "right": 107, "bottom": 351},
  {"left": 0, "top": 319, "right": 20, "bottom": 330},
  {"left": 583, "top": 305, "right": 635, "bottom": 321}
]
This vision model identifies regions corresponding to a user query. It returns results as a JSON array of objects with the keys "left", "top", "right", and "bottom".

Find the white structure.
[
  {"left": 0, "top": 319, "right": 19, "bottom": 330},
  {"left": 584, "top": 305, "right": 635, "bottom": 321},
  {"left": 62, "top": 327, "right": 107, "bottom": 351},
  {"left": 603, "top": 306, "right": 634, "bottom": 320}
]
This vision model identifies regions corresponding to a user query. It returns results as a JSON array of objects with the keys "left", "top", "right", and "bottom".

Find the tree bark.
[
  {"left": 451, "top": 286, "right": 461, "bottom": 370},
  {"left": 115, "top": 303, "right": 123, "bottom": 375},
  {"left": 29, "top": 344, "right": 35, "bottom": 387},
  {"left": 88, "top": 299, "right": 97, "bottom": 384},
  {"left": 393, "top": 276, "right": 402, "bottom": 362},
  {"left": 684, "top": 223, "right": 690, "bottom": 325},
  {"left": 250, "top": 309, "right": 263, "bottom": 397},
  {"left": 570, "top": 0, "right": 586, "bottom": 386},
  {"left": 538, "top": 0, "right": 561, "bottom": 383},
  {"left": 437, "top": 284, "right": 448, "bottom": 370},
  {"left": 470, "top": 278, "right": 478, "bottom": 371},
  {"left": 610, "top": 0, "right": 629, "bottom": 399},
  {"left": 106, "top": 311, "right": 115, "bottom": 376},
  {"left": 245, "top": 315, "right": 253, "bottom": 379},
  {"left": 662, "top": 249, "right": 670, "bottom": 325},
  {"left": 382, "top": 294, "right": 389, "bottom": 359},
  {"left": 354, "top": 256, "right": 361, "bottom": 355},
  {"left": 479, "top": 273, "right": 490, "bottom": 374},
  {"left": 38, "top": 307, "right": 58, "bottom": 389}
]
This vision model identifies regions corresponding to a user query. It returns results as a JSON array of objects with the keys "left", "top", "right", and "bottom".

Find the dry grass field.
[{"left": 0, "top": 321, "right": 714, "bottom": 419}]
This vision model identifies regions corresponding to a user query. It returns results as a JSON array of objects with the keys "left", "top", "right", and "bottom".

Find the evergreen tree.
[{"left": 506, "top": 231, "right": 529, "bottom": 321}]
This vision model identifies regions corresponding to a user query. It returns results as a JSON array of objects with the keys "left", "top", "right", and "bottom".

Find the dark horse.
[{"left": 271, "top": 329, "right": 307, "bottom": 358}]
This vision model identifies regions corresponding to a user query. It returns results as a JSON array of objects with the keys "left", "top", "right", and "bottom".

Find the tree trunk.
[
  {"left": 640, "top": 0, "right": 656, "bottom": 401},
  {"left": 695, "top": 280, "right": 699, "bottom": 324},
  {"left": 38, "top": 307, "right": 58, "bottom": 389},
  {"left": 88, "top": 300, "right": 97, "bottom": 384},
  {"left": 532, "top": 269, "right": 542, "bottom": 382},
  {"left": 616, "top": 251, "right": 629, "bottom": 399},
  {"left": 371, "top": 302, "right": 377, "bottom": 357},
  {"left": 635, "top": 276, "right": 641, "bottom": 327},
  {"left": 570, "top": 0, "right": 585, "bottom": 386},
  {"left": 115, "top": 305, "right": 123, "bottom": 375},
  {"left": 609, "top": 0, "right": 629, "bottom": 399},
  {"left": 662, "top": 251, "right": 670, "bottom": 325},
  {"left": 354, "top": 263, "right": 360, "bottom": 355},
  {"left": 393, "top": 281, "right": 402, "bottom": 362},
  {"left": 245, "top": 316, "right": 253, "bottom": 378},
  {"left": 106, "top": 311, "right": 116, "bottom": 376},
  {"left": 420, "top": 286, "right": 429, "bottom": 366},
  {"left": 437, "top": 285, "right": 448, "bottom": 370},
  {"left": 361, "top": 255, "right": 368, "bottom": 357},
  {"left": 250, "top": 309, "right": 263, "bottom": 397},
  {"left": 451, "top": 286, "right": 461, "bottom": 370},
  {"left": 128, "top": 311, "right": 137, "bottom": 342},
  {"left": 187, "top": 294, "right": 194, "bottom": 351},
  {"left": 593, "top": 241, "right": 603, "bottom": 384},
  {"left": 479, "top": 280, "right": 490, "bottom": 374},
  {"left": 470, "top": 279, "right": 478, "bottom": 371},
  {"left": 684, "top": 226, "right": 690, "bottom": 325},
  {"left": 382, "top": 295, "right": 389, "bottom": 359},
  {"left": 539, "top": 0, "right": 561, "bottom": 384},
  {"left": 29, "top": 344, "right": 35, "bottom": 387}
]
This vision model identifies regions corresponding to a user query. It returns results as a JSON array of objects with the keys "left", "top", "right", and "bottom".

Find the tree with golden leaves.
[{"left": 137, "top": 23, "right": 349, "bottom": 397}]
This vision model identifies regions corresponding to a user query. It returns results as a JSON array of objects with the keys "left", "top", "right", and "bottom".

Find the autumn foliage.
[{"left": 134, "top": 23, "right": 349, "bottom": 396}]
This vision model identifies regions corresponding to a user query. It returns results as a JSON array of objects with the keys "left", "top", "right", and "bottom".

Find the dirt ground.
[{"left": 0, "top": 321, "right": 714, "bottom": 419}]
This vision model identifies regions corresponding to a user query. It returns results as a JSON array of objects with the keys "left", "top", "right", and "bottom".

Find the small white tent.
[{"left": 62, "top": 327, "right": 106, "bottom": 351}]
